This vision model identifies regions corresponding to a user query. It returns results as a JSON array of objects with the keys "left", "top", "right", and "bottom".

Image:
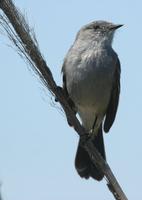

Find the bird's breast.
[{"left": 66, "top": 50, "right": 115, "bottom": 109}]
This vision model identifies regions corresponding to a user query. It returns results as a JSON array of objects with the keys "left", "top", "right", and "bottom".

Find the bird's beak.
[{"left": 110, "top": 24, "right": 124, "bottom": 30}]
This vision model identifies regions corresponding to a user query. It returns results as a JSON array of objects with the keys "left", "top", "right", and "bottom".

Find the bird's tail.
[{"left": 75, "top": 125, "right": 106, "bottom": 181}]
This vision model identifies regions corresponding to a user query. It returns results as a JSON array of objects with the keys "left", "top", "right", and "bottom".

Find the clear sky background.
[{"left": 0, "top": 0, "right": 141, "bottom": 199}]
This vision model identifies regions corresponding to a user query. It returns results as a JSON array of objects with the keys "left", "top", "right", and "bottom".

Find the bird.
[{"left": 62, "top": 20, "right": 122, "bottom": 181}]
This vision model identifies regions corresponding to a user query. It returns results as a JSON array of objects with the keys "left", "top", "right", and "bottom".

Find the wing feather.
[{"left": 104, "top": 57, "right": 121, "bottom": 133}]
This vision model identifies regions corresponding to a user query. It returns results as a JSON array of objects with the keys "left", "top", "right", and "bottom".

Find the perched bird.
[{"left": 62, "top": 21, "right": 122, "bottom": 181}]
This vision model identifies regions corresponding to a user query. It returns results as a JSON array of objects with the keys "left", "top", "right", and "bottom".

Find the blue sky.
[{"left": 0, "top": 0, "right": 142, "bottom": 199}]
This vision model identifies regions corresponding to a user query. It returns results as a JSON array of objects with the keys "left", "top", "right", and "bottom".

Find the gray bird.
[{"left": 62, "top": 21, "right": 122, "bottom": 181}]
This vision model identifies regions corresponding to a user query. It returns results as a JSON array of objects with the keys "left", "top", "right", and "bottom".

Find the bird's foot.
[
  {"left": 80, "top": 129, "right": 95, "bottom": 147},
  {"left": 80, "top": 133, "right": 90, "bottom": 147}
]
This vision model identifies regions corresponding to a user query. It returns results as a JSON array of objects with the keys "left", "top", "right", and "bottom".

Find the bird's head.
[{"left": 76, "top": 21, "right": 123, "bottom": 46}]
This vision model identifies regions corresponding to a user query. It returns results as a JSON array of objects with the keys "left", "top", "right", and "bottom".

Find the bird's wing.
[
  {"left": 104, "top": 56, "right": 121, "bottom": 133},
  {"left": 62, "top": 61, "right": 70, "bottom": 98},
  {"left": 62, "top": 63, "right": 76, "bottom": 113}
]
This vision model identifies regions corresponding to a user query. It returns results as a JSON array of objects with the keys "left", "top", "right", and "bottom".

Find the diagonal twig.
[{"left": 0, "top": 0, "right": 128, "bottom": 199}]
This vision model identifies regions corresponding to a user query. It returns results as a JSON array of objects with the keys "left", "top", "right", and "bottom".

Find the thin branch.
[{"left": 0, "top": 0, "right": 128, "bottom": 199}]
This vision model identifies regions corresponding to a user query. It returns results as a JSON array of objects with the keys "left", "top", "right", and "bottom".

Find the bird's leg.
[
  {"left": 80, "top": 132, "right": 90, "bottom": 147},
  {"left": 89, "top": 117, "right": 97, "bottom": 135},
  {"left": 80, "top": 120, "right": 97, "bottom": 147}
]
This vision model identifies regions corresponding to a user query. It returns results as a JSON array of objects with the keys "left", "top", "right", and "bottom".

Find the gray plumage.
[{"left": 62, "top": 21, "right": 122, "bottom": 180}]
